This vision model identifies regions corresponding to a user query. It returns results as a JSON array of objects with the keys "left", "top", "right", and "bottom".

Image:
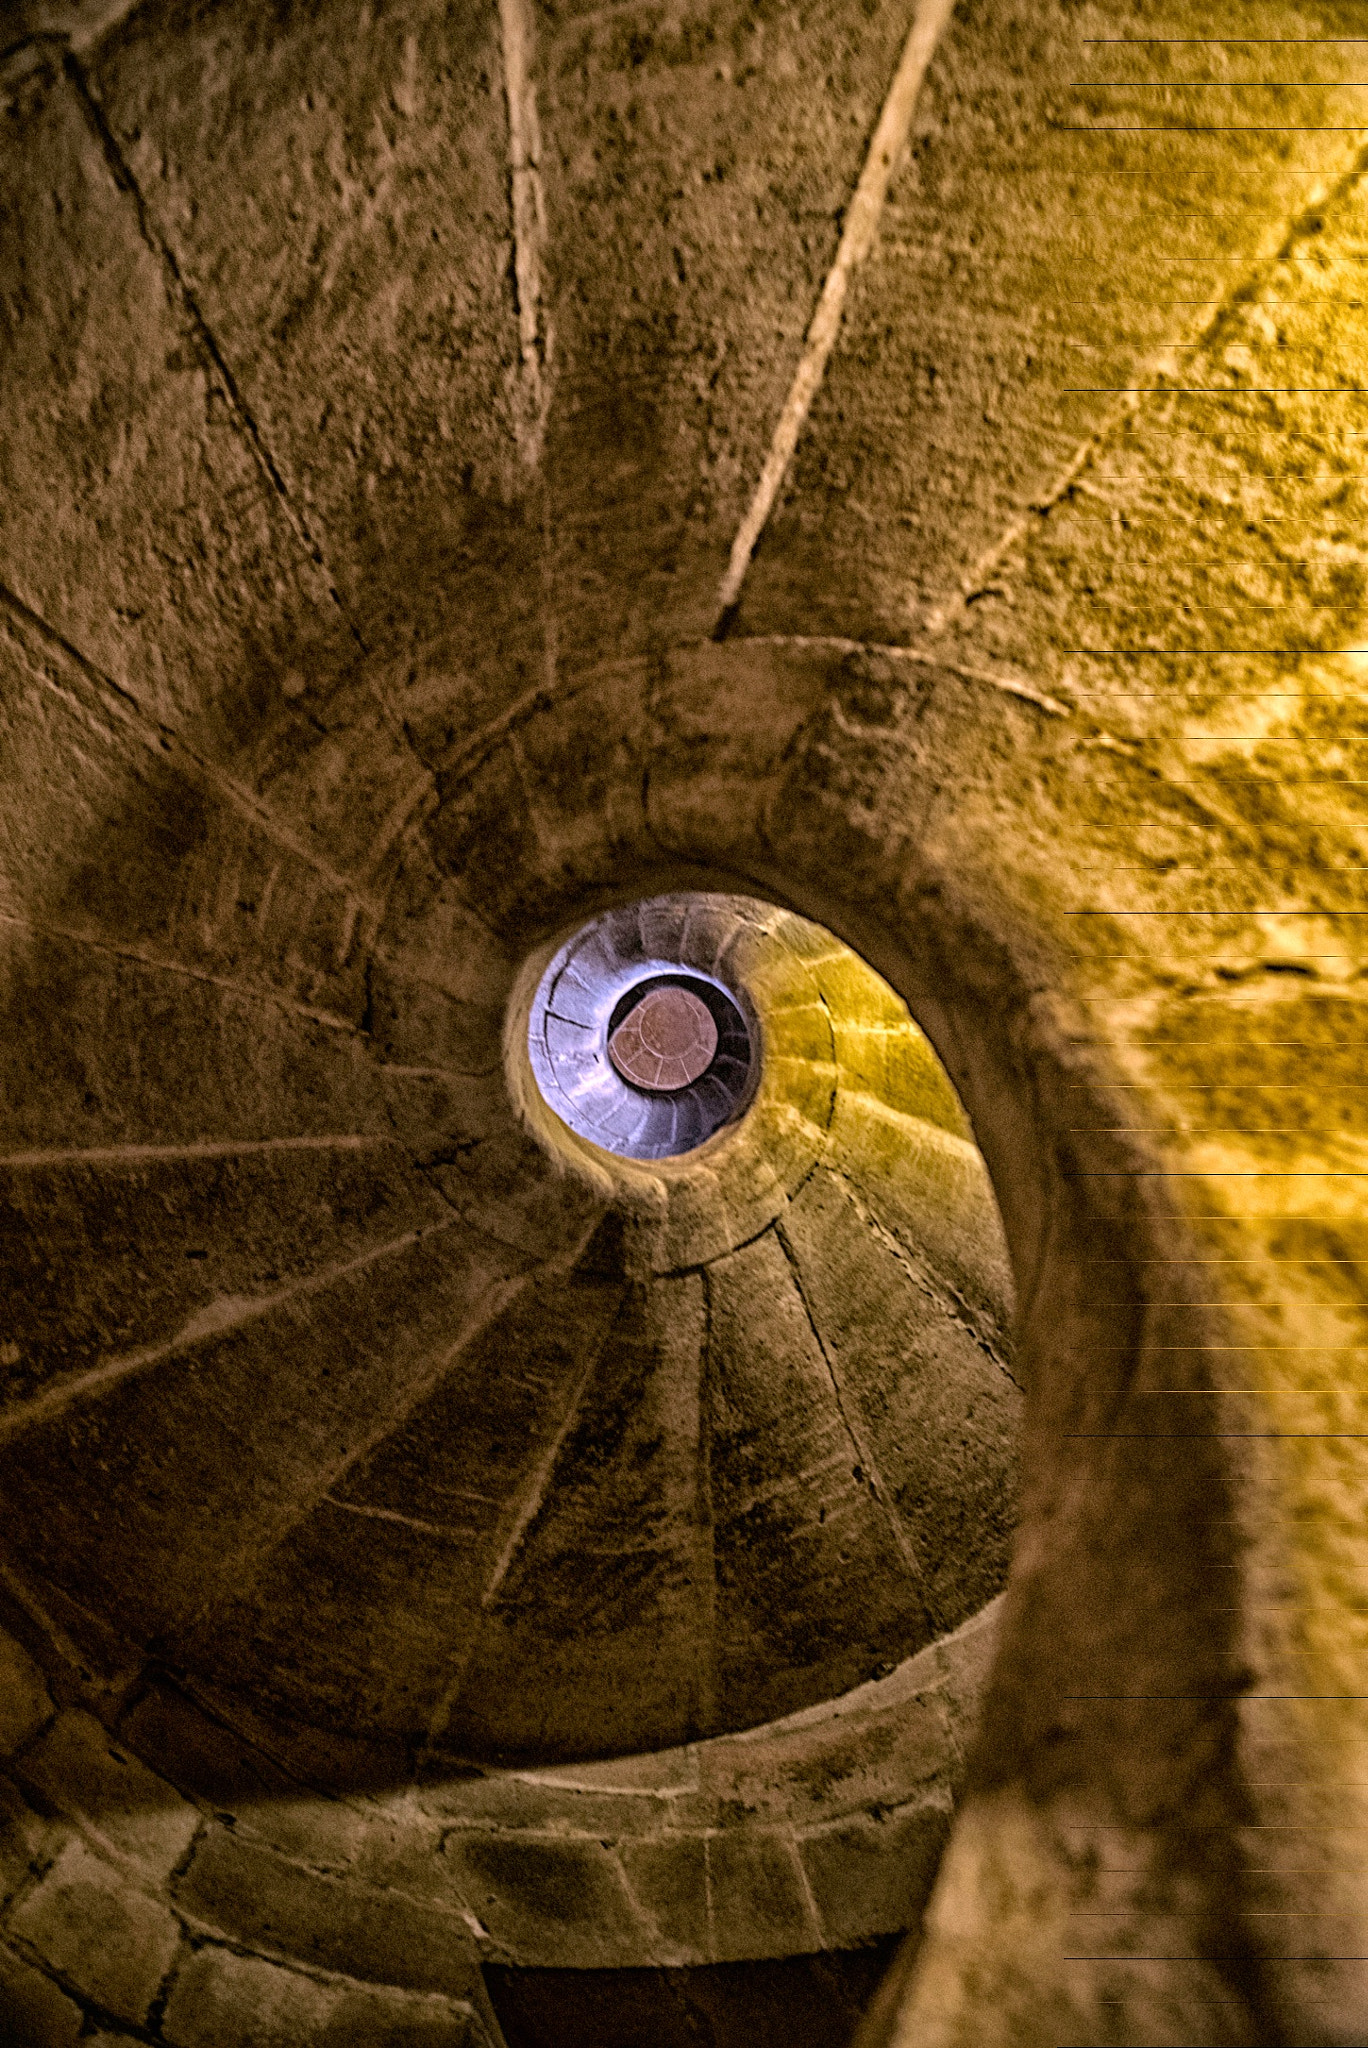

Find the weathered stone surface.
[
  {"left": 0, "top": 1223, "right": 530, "bottom": 1670},
  {"left": 16, "top": 1710, "right": 199, "bottom": 1878},
  {"left": 0, "top": 1138, "right": 448, "bottom": 1410},
  {"left": 705, "top": 1827, "right": 820, "bottom": 1963},
  {"left": 444, "top": 1274, "right": 713, "bottom": 1762},
  {"left": 0, "top": 1941, "right": 84, "bottom": 2048},
  {"left": 0, "top": 1630, "right": 52, "bottom": 1757},
  {"left": 800, "top": 1798, "right": 953, "bottom": 1948},
  {"left": 0, "top": 51, "right": 353, "bottom": 741},
  {"left": 3, "top": 0, "right": 1367, "bottom": 2041},
  {"left": 0, "top": 1775, "right": 60, "bottom": 1913},
  {"left": 440, "top": 1831, "right": 649, "bottom": 1968},
  {"left": 161, "top": 1944, "right": 482, "bottom": 2048},
  {"left": 617, "top": 1833, "right": 711, "bottom": 1963},
  {"left": 706, "top": 1226, "right": 933, "bottom": 1721},
  {"left": 4, "top": 1838, "right": 180, "bottom": 2024},
  {"left": 174, "top": 1824, "right": 482, "bottom": 2000},
  {"left": 784, "top": 1166, "right": 1019, "bottom": 1635}
]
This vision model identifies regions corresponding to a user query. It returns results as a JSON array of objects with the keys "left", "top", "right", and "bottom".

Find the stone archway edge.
[
  {"left": 406, "top": 1594, "right": 1001, "bottom": 1969},
  {"left": 0, "top": 1598, "right": 999, "bottom": 2008}
]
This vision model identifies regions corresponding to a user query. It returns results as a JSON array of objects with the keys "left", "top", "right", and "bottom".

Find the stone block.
[
  {"left": 0, "top": 1940, "right": 83, "bottom": 2047},
  {"left": 118, "top": 1685, "right": 344, "bottom": 1854},
  {"left": 798, "top": 1797, "right": 952, "bottom": 1946},
  {"left": 5, "top": 1838, "right": 180, "bottom": 2024},
  {"left": 238, "top": 1790, "right": 388, "bottom": 1875},
  {"left": 415, "top": 1771, "right": 664, "bottom": 1841},
  {"left": 702, "top": 1686, "right": 956, "bottom": 1822},
  {"left": 18, "top": 1711, "right": 200, "bottom": 1878},
  {"left": 343, "top": 1802, "right": 459, "bottom": 1906},
  {"left": 0, "top": 1630, "right": 52, "bottom": 1756},
  {"left": 175, "top": 1824, "right": 481, "bottom": 1999},
  {"left": 440, "top": 1830, "right": 648, "bottom": 1967},
  {"left": 161, "top": 1944, "right": 480, "bottom": 2048},
  {"left": 617, "top": 1832, "right": 710, "bottom": 1963},
  {"left": 119, "top": 1685, "right": 380, "bottom": 1873},
  {"left": 705, "top": 1828, "right": 819, "bottom": 1961}
]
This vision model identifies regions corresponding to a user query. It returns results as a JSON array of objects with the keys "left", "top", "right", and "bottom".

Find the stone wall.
[
  {"left": 0, "top": 1602, "right": 993, "bottom": 2041},
  {"left": 3, "top": 0, "right": 1368, "bottom": 2041}
]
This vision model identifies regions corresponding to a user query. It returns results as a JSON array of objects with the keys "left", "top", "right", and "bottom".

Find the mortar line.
[
  {"left": 773, "top": 1215, "right": 934, "bottom": 1619},
  {"left": 62, "top": 53, "right": 346, "bottom": 612},
  {"left": 0, "top": 1134, "right": 390, "bottom": 1170},
  {"left": 420, "top": 1276, "right": 627, "bottom": 1755},
  {"left": 827, "top": 1156, "right": 1020, "bottom": 1387},
  {"left": 0, "top": 909, "right": 364, "bottom": 1037},
  {"left": 0, "top": 1216, "right": 462, "bottom": 1446},
  {"left": 710, "top": 0, "right": 957, "bottom": 635},
  {"left": 322, "top": 1494, "right": 495, "bottom": 1538},
  {"left": 498, "top": 0, "right": 552, "bottom": 469},
  {"left": 922, "top": 125, "right": 1368, "bottom": 637},
  {"left": 172, "top": 1259, "right": 546, "bottom": 1656},
  {"left": 0, "top": 578, "right": 383, "bottom": 917},
  {"left": 725, "top": 630, "right": 1073, "bottom": 715},
  {"left": 0, "top": 1931, "right": 162, "bottom": 2048},
  {"left": 0, "top": 1560, "right": 114, "bottom": 1702}
]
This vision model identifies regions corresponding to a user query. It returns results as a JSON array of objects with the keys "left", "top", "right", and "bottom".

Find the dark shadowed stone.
[{"left": 483, "top": 1945, "right": 901, "bottom": 2048}]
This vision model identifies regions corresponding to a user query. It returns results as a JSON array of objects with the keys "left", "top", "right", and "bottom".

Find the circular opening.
[
  {"left": 526, "top": 899, "right": 758, "bottom": 1160},
  {"left": 608, "top": 983, "right": 718, "bottom": 1092}
]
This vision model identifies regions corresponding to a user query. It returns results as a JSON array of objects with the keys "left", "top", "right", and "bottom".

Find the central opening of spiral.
[
  {"left": 608, "top": 983, "right": 718, "bottom": 1092},
  {"left": 524, "top": 897, "right": 759, "bottom": 1159}
]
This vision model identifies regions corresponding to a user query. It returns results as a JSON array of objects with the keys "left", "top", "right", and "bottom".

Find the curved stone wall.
[
  {"left": 0, "top": 1599, "right": 995, "bottom": 2040},
  {"left": 3, "top": 0, "right": 1368, "bottom": 2042},
  {"left": 0, "top": 877, "right": 1016, "bottom": 1756},
  {"left": 0, "top": 872, "right": 1015, "bottom": 2039}
]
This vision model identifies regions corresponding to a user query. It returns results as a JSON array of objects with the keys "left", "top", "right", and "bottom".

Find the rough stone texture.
[
  {"left": 0, "top": 1778, "right": 61, "bottom": 1915},
  {"left": 0, "top": 1944, "right": 83, "bottom": 2048},
  {"left": 0, "top": 1629, "right": 52, "bottom": 1757},
  {"left": 160, "top": 1945, "right": 485, "bottom": 2048},
  {"left": 0, "top": 883, "right": 1015, "bottom": 1767},
  {"left": 4, "top": 1838, "right": 180, "bottom": 2024},
  {"left": 174, "top": 1825, "right": 483, "bottom": 1999},
  {"left": 2, "top": 0, "right": 1367, "bottom": 2042},
  {"left": 16, "top": 1711, "right": 199, "bottom": 1877},
  {"left": 0, "top": 1589, "right": 985, "bottom": 2045}
]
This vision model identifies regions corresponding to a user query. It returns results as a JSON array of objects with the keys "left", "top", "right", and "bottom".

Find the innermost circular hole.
[{"left": 608, "top": 984, "right": 719, "bottom": 1093}]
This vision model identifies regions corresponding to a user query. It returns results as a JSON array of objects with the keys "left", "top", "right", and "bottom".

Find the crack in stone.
[
  {"left": 826, "top": 1160, "right": 1020, "bottom": 1392},
  {"left": 59, "top": 52, "right": 453, "bottom": 809},
  {"left": 63, "top": 53, "right": 351, "bottom": 626}
]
